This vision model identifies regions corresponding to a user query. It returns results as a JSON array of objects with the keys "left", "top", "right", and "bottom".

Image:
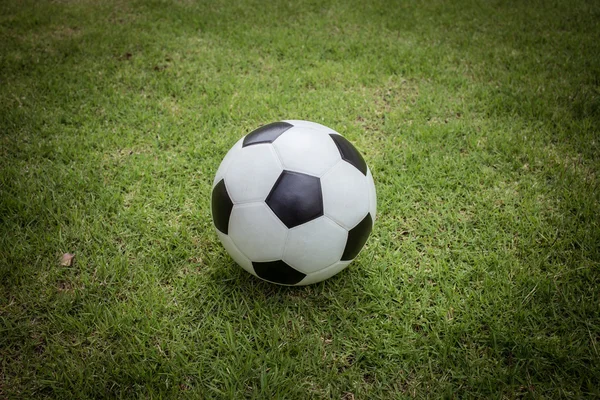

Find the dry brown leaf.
[{"left": 60, "top": 253, "right": 75, "bottom": 266}]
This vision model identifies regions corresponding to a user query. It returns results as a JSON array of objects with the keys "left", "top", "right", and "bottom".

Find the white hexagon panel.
[
  {"left": 216, "top": 231, "right": 255, "bottom": 276},
  {"left": 283, "top": 216, "right": 348, "bottom": 275},
  {"left": 228, "top": 203, "right": 288, "bottom": 262},
  {"left": 367, "top": 168, "right": 377, "bottom": 224},
  {"left": 283, "top": 120, "right": 338, "bottom": 134},
  {"left": 298, "top": 260, "right": 352, "bottom": 286},
  {"left": 321, "top": 160, "right": 370, "bottom": 230},
  {"left": 212, "top": 138, "right": 243, "bottom": 188},
  {"left": 273, "top": 126, "right": 341, "bottom": 177},
  {"left": 224, "top": 143, "right": 283, "bottom": 204}
]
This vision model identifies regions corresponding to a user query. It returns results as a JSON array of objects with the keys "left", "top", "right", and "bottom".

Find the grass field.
[{"left": 1, "top": 0, "right": 599, "bottom": 398}]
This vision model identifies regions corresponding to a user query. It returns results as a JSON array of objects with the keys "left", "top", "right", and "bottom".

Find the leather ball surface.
[{"left": 211, "top": 120, "right": 376, "bottom": 285}]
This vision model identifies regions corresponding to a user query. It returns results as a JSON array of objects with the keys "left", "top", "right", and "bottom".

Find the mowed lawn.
[{"left": 1, "top": 0, "right": 599, "bottom": 398}]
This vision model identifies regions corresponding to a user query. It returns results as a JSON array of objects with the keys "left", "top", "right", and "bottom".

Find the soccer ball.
[{"left": 211, "top": 120, "right": 376, "bottom": 285}]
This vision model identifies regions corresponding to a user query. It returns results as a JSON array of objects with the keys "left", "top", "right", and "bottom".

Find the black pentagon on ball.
[
  {"left": 252, "top": 260, "right": 306, "bottom": 285},
  {"left": 342, "top": 213, "right": 373, "bottom": 261},
  {"left": 243, "top": 122, "right": 293, "bottom": 147},
  {"left": 329, "top": 134, "right": 367, "bottom": 176},
  {"left": 266, "top": 171, "right": 323, "bottom": 228},
  {"left": 211, "top": 179, "right": 234, "bottom": 234}
]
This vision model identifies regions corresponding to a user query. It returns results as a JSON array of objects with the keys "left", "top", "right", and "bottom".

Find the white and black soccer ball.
[{"left": 211, "top": 120, "right": 376, "bottom": 286}]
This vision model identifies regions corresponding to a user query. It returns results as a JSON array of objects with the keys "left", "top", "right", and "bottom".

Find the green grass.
[{"left": 1, "top": 0, "right": 599, "bottom": 398}]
